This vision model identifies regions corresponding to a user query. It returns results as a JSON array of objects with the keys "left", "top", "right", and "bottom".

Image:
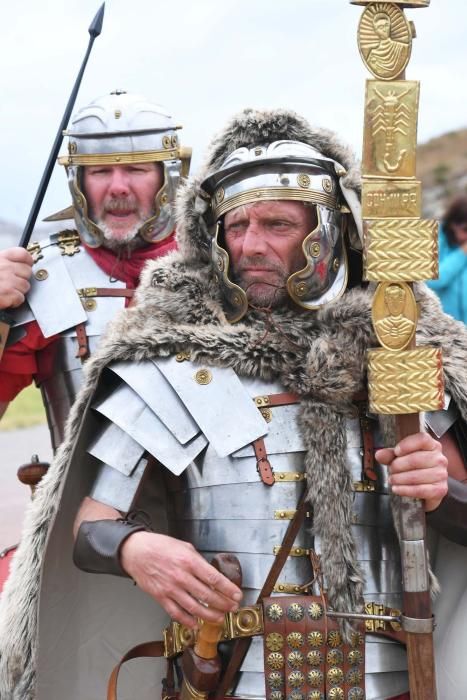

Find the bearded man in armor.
[
  {"left": 1, "top": 109, "right": 467, "bottom": 700},
  {"left": 0, "top": 90, "right": 190, "bottom": 451}
]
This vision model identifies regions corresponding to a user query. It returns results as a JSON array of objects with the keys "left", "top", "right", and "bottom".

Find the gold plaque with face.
[
  {"left": 363, "top": 80, "right": 420, "bottom": 179},
  {"left": 362, "top": 178, "right": 421, "bottom": 219},
  {"left": 372, "top": 281, "right": 417, "bottom": 350},
  {"left": 358, "top": 3, "right": 412, "bottom": 81}
]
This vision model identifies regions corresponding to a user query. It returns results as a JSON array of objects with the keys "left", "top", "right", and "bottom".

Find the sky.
[{"left": 1, "top": 0, "right": 466, "bottom": 231}]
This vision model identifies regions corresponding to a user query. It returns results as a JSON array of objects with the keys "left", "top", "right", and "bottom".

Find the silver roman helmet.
[
  {"left": 58, "top": 90, "right": 191, "bottom": 247},
  {"left": 200, "top": 140, "right": 362, "bottom": 322}
]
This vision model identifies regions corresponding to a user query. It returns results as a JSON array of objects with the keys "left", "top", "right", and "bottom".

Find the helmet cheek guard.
[
  {"left": 58, "top": 91, "right": 191, "bottom": 248},
  {"left": 200, "top": 141, "right": 360, "bottom": 322}
]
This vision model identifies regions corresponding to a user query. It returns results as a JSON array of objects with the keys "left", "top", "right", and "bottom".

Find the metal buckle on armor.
[
  {"left": 27, "top": 241, "right": 43, "bottom": 264},
  {"left": 58, "top": 230, "right": 81, "bottom": 256},
  {"left": 273, "top": 545, "right": 310, "bottom": 557},
  {"left": 77, "top": 287, "right": 98, "bottom": 298},
  {"left": 353, "top": 480, "right": 376, "bottom": 492}
]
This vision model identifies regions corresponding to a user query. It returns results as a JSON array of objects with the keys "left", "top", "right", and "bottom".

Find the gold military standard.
[
  {"left": 364, "top": 219, "right": 438, "bottom": 281},
  {"left": 362, "top": 178, "right": 421, "bottom": 219},
  {"left": 368, "top": 347, "right": 444, "bottom": 414},
  {"left": 362, "top": 80, "right": 419, "bottom": 179}
]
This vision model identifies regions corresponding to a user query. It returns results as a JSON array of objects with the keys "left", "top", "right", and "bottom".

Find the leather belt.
[
  {"left": 163, "top": 601, "right": 405, "bottom": 659},
  {"left": 77, "top": 287, "right": 135, "bottom": 298}
]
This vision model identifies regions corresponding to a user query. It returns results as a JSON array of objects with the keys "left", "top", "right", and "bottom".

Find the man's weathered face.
[
  {"left": 223, "top": 200, "right": 316, "bottom": 308},
  {"left": 83, "top": 163, "right": 163, "bottom": 247}
]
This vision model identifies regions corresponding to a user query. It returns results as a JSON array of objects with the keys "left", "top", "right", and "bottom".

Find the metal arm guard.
[
  {"left": 427, "top": 477, "right": 467, "bottom": 546},
  {"left": 73, "top": 519, "right": 148, "bottom": 578}
]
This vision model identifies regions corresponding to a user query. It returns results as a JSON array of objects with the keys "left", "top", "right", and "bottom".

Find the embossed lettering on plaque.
[
  {"left": 362, "top": 179, "right": 421, "bottom": 219},
  {"left": 363, "top": 80, "right": 420, "bottom": 178},
  {"left": 358, "top": 3, "right": 412, "bottom": 80},
  {"left": 364, "top": 218, "right": 438, "bottom": 281},
  {"left": 372, "top": 281, "right": 417, "bottom": 350}
]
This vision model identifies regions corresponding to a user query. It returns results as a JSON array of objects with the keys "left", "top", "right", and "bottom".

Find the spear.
[{"left": 0, "top": 3, "right": 105, "bottom": 357}]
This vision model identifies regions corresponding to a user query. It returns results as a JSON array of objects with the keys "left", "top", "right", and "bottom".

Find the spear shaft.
[{"left": 19, "top": 2, "right": 105, "bottom": 248}]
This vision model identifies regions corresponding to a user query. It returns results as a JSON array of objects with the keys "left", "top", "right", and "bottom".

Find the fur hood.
[{"left": 174, "top": 107, "right": 361, "bottom": 264}]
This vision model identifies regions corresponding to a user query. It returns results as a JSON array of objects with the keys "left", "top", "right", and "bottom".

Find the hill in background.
[{"left": 418, "top": 128, "right": 467, "bottom": 219}]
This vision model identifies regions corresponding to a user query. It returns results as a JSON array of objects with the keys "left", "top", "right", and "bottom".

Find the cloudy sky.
[{"left": 1, "top": 0, "right": 466, "bottom": 231}]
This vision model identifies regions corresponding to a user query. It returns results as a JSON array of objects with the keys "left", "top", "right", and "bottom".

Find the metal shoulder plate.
[
  {"left": 12, "top": 230, "right": 126, "bottom": 338},
  {"left": 89, "top": 357, "right": 268, "bottom": 511}
]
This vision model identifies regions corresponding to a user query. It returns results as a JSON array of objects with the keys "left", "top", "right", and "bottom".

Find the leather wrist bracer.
[{"left": 73, "top": 518, "right": 148, "bottom": 578}]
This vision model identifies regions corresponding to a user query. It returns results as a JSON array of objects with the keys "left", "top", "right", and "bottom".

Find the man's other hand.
[
  {"left": 376, "top": 432, "right": 448, "bottom": 512},
  {"left": 0, "top": 248, "right": 34, "bottom": 309},
  {"left": 120, "top": 532, "right": 243, "bottom": 629}
]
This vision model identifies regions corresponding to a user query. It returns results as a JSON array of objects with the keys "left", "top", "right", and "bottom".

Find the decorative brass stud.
[
  {"left": 160, "top": 193, "right": 169, "bottom": 205},
  {"left": 306, "top": 669, "right": 324, "bottom": 688},
  {"left": 114, "top": 109, "right": 122, "bottom": 119},
  {"left": 322, "top": 176, "right": 334, "bottom": 194},
  {"left": 171, "top": 135, "right": 178, "bottom": 147},
  {"left": 307, "top": 692, "right": 324, "bottom": 700},
  {"left": 326, "top": 649, "right": 343, "bottom": 665},
  {"left": 231, "top": 293, "right": 243, "bottom": 306},
  {"left": 307, "top": 631, "right": 324, "bottom": 648},
  {"left": 288, "top": 671, "right": 305, "bottom": 689},
  {"left": 266, "top": 603, "right": 284, "bottom": 622},
  {"left": 348, "top": 688, "right": 364, "bottom": 700},
  {"left": 288, "top": 691, "right": 304, "bottom": 700},
  {"left": 294, "top": 281, "right": 308, "bottom": 298},
  {"left": 287, "top": 651, "right": 304, "bottom": 669},
  {"left": 287, "top": 632, "right": 304, "bottom": 649},
  {"left": 327, "top": 630, "right": 342, "bottom": 648},
  {"left": 347, "top": 668, "right": 363, "bottom": 685},
  {"left": 260, "top": 407, "right": 273, "bottom": 422},
  {"left": 327, "top": 667, "right": 344, "bottom": 685},
  {"left": 328, "top": 688, "right": 344, "bottom": 700},
  {"left": 350, "top": 631, "right": 364, "bottom": 647},
  {"left": 83, "top": 298, "right": 97, "bottom": 312},
  {"left": 254, "top": 147, "right": 262, "bottom": 156},
  {"left": 307, "top": 602, "right": 324, "bottom": 620},
  {"left": 306, "top": 650, "right": 323, "bottom": 666},
  {"left": 269, "top": 692, "right": 284, "bottom": 700},
  {"left": 332, "top": 257, "right": 340, "bottom": 272},
  {"left": 266, "top": 632, "right": 284, "bottom": 652},
  {"left": 347, "top": 649, "right": 363, "bottom": 665},
  {"left": 267, "top": 652, "right": 284, "bottom": 670},
  {"left": 34, "top": 269, "right": 48, "bottom": 281},
  {"left": 195, "top": 369, "right": 212, "bottom": 385},
  {"left": 287, "top": 603, "right": 305, "bottom": 622},
  {"left": 297, "top": 173, "right": 311, "bottom": 188},
  {"left": 175, "top": 351, "right": 191, "bottom": 362},
  {"left": 215, "top": 187, "right": 225, "bottom": 204},
  {"left": 267, "top": 672, "right": 284, "bottom": 690},
  {"left": 235, "top": 607, "right": 261, "bottom": 634},
  {"left": 310, "top": 242, "right": 321, "bottom": 257},
  {"left": 162, "top": 135, "right": 171, "bottom": 149},
  {"left": 69, "top": 141, "right": 77, "bottom": 154}
]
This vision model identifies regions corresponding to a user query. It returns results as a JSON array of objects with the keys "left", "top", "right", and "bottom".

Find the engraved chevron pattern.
[
  {"left": 368, "top": 347, "right": 444, "bottom": 414},
  {"left": 364, "top": 219, "right": 438, "bottom": 281}
]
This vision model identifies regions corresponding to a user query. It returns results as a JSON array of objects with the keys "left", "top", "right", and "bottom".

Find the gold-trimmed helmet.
[
  {"left": 200, "top": 140, "right": 360, "bottom": 322},
  {"left": 58, "top": 90, "right": 191, "bottom": 248}
]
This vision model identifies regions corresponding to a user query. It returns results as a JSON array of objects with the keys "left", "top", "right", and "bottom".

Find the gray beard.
[{"left": 96, "top": 220, "right": 148, "bottom": 253}]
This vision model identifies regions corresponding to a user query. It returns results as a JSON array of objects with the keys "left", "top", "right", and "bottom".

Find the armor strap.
[
  {"left": 78, "top": 287, "right": 135, "bottom": 298},
  {"left": 253, "top": 437, "right": 275, "bottom": 485},
  {"left": 107, "top": 641, "right": 166, "bottom": 700},
  {"left": 75, "top": 322, "right": 89, "bottom": 359},
  {"left": 214, "top": 493, "right": 309, "bottom": 700}
]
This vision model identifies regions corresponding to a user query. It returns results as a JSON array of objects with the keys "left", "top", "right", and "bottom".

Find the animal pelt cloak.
[{"left": 1, "top": 109, "right": 467, "bottom": 700}]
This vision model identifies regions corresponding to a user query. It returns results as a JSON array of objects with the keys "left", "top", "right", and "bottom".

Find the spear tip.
[{"left": 89, "top": 3, "right": 105, "bottom": 38}]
